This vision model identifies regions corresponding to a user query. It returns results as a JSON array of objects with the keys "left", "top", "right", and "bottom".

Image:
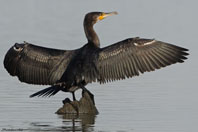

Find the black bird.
[{"left": 4, "top": 11, "right": 189, "bottom": 101}]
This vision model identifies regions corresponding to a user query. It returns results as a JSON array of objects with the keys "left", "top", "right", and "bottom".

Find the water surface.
[{"left": 0, "top": 0, "right": 197, "bottom": 132}]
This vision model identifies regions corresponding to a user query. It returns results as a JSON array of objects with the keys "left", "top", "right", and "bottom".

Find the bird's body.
[{"left": 4, "top": 12, "right": 189, "bottom": 100}]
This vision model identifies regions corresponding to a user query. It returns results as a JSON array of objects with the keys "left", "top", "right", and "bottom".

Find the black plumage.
[{"left": 3, "top": 12, "right": 189, "bottom": 100}]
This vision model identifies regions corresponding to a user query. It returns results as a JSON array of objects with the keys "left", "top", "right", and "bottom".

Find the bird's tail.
[{"left": 29, "top": 85, "right": 61, "bottom": 98}]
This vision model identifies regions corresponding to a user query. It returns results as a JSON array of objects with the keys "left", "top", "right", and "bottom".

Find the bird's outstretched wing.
[
  {"left": 4, "top": 42, "right": 75, "bottom": 85},
  {"left": 96, "top": 37, "right": 189, "bottom": 83}
]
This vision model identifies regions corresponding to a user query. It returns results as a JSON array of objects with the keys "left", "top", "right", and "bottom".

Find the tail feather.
[{"left": 30, "top": 85, "right": 60, "bottom": 98}]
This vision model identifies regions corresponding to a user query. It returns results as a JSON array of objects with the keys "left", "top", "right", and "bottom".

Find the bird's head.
[{"left": 84, "top": 11, "right": 118, "bottom": 26}]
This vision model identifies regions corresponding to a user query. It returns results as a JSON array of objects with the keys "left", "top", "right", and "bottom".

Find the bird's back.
[{"left": 57, "top": 43, "right": 100, "bottom": 88}]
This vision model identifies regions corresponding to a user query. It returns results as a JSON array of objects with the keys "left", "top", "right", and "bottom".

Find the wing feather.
[
  {"left": 96, "top": 37, "right": 189, "bottom": 83},
  {"left": 4, "top": 42, "right": 75, "bottom": 85}
]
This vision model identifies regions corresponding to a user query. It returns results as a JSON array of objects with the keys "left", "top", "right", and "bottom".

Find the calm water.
[{"left": 0, "top": 0, "right": 197, "bottom": 132}]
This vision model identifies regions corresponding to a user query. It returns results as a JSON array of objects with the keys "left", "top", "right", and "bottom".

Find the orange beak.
[{"left": 98, "top": 11, "right": 118, "bottom": 21}]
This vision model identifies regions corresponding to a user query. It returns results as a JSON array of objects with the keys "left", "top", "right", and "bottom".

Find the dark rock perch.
[{"left": 56, "top": 90, "right": 99, "bottom": 115}]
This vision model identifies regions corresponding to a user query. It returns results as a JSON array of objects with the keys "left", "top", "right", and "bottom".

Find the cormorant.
[{"left": 4, "top": 12, "right": 189, "bottom": 101}]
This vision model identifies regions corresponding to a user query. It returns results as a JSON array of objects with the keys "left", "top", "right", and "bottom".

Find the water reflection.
[
  {"left": 61, "top": 114, "right": 96, "bottom": 132},
  {"left": 28, "top": 114, "right": 96, "bottom": 132}
]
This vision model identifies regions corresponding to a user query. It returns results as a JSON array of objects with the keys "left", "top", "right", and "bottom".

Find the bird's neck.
[{"left": 84, "top": 23, "right": 100, "bottom": 47}]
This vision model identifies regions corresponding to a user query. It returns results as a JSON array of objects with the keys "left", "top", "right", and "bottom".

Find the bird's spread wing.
[
  {"left": 96, "top": 37, "right": 189, "bottom": 83},
  {"left": 4, "top": 42, "right": 75, "bottom": 85}
]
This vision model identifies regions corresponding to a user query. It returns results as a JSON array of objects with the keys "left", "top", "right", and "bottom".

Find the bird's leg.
[
  {"left": 81, "top": 86, "right": 95, "bottom": 105},
  {"left": 72, "top": 91, "right": 76, "bottom": 101},
  {"left": 62, "top": 98, "right": 71, "bottom": 104}
]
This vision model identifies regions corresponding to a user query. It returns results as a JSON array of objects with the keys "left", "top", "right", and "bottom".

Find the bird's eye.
[{"left": 98, "top": 13, "right": 103, "bottom": 17}]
